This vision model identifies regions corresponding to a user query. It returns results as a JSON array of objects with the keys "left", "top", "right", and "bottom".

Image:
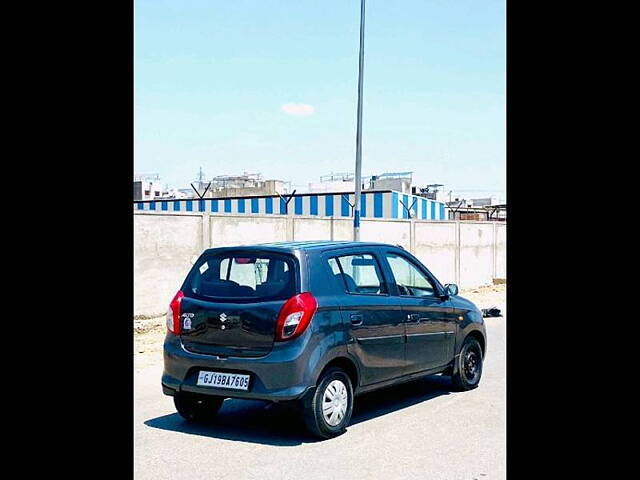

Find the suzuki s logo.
[{"left": 219, "top": 313, "right": 227, "bottom": 323}]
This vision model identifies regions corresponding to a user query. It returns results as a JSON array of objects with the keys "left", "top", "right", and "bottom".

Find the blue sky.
[{"left": 135, "top": 0, "right": 505, "bottom": 199}]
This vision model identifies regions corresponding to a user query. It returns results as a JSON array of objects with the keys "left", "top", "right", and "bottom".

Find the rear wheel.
[
  {"left": 302, "top": 367, "right": 354, "bottom": 439},
  {"left": 174, "top": 393, "right": 224, "bottom": 423},
  {"left": 452, "top": 336, "right": 483, "bottom": 391}
]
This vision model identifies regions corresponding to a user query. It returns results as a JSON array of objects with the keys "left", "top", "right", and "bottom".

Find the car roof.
[
  {"left": 216, "top": 240, "right": 400, "bottom": 252},
  {"left": 269, "top": 240, "right": 406, "bottom": 252},
  {"left": 200, "top": 241, "right": 406, "bottom": 259}
]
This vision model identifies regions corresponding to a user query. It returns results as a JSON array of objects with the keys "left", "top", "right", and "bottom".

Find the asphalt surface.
[{"left": 134, "top": 310, "right": 506, "bottom": 480}]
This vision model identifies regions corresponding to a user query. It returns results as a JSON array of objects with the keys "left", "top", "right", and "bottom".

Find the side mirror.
[{"left": 444, "top": 283, "right": 459, "bottom": 297}]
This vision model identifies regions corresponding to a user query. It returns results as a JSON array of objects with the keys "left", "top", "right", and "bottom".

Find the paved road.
[{"left": 134, "top": 311, "right": 506, "bottom": 480}]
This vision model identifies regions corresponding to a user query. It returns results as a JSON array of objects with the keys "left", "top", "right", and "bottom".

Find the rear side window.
[
  {"left": 187, "top": 252, "right": 297, "bottom": 301},
  {"left": 329, "top": 254, "right": 387, "bottom": 295}
]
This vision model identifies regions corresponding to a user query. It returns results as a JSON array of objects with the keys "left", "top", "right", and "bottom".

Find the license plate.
[{"left": 196, "top": 371, "right": 250, "bottom": 391}]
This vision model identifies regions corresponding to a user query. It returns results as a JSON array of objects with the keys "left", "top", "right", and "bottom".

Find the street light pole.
[{"left": 353, "top": 0, "right": 365, "bottom": 241}]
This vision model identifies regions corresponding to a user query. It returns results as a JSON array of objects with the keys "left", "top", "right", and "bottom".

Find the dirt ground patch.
[
  {"left": 457, "top": 283, "right": 507, "bottom": 312},
  {"left": 134, "top": 316, "right": 166, "bottom": 370},
  {"left": 133, "top": 283, "right": 506, "bottom": 371}
]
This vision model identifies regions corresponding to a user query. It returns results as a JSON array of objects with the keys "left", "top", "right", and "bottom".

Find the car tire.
[
  {"left": 451, "top": 336, "right": 483, "bottom": 391},
  {"left": 302, "top": 367, "right": 354, "bottom": 439},
  {"left": 174, "top": 393, "right": 224, "bottom": 423}
]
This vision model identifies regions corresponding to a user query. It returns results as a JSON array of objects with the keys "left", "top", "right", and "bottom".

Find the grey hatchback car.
[{"left": 162, "top": 241, "right": 486, "bottom": 438}]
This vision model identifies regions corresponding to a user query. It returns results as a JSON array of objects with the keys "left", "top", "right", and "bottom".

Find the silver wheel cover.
[{"left": 322, "top": 379, "right": 348, "bottom": 426}]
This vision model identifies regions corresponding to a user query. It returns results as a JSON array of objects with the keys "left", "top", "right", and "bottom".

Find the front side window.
[
  {"left": 385, "top": 253, "right": 437, "bottom": 297},
  {"left": 329, "top": 254, "right": 387, "bottom": 295},
  {"left": 188, "top": 253, "right": 296, "bottom": 301}
]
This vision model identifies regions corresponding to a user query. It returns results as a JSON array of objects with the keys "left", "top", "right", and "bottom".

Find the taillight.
[
  {"left": 166, "top": 290, "right": 184, "bottom": 334},
  {"left": 275, "top": 292, "right": 318, "bottom": 341}
]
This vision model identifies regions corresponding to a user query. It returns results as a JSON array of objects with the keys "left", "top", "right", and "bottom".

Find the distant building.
[
  {"left": 413, "top": 184, "right": 448, "bottom": 202},
  {"left": 197, "top": 173, "right": 289, "bottom": 198},
  {"left": 444, "top": 194, "right": 506, "bottom": 220},
  {"left": 308, "top": 172, "right": 356, "bottom": 193},
  {"left": 368, "top": 172, "right": 413, "bottom": 194},
  {"left": 174, "top": 189, "right": 194, "bottom": 199},
  {"left": 308, "top": 171, "right": 414, "bottom": 195},
  {"left": 307, "top": 180, "right": 354, "bottom": 193},
  {"left": 468, "top": 196, "right": 500, "bottom": 207},
  {"left": 133, "top": 174, "right": 167, "bottom": 201},
  {"left": 446, "top": 200, "right": 506, "bottom": 221}
]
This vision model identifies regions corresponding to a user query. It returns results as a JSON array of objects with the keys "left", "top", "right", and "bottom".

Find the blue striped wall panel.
[
  {"left": 341, "top": 194, "right": 351, "bottom": 217},
  {"left": 134, "top": 192, "right": 449, "bottom": 222},
  {"left": 392, "top": 192, "right": 398, "bottom": 218},
  {"left": 374, "top": 193, "right": 383, "bottom": 218},
  {"left": 325, "top": 195, "right": 334, "bottom": 216}
]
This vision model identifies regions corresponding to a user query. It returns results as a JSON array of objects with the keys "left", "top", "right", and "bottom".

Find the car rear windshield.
[{"left": 185, "top": 251, "right": 298, "bottom": 302}]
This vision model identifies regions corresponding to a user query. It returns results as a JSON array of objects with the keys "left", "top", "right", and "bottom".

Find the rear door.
[
  {"left": 178, "top": 250, "right": 299, "bottom": 357},
  {"left": 326, "top": 251, "right": 406, "bottom": 386},
  {"left": 381, "top": 250, "right": 455, "bottom": 374}
]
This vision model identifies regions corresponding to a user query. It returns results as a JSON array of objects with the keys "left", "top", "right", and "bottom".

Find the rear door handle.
[
  {"left": 350, "top": 314, "right": 363, "bottom": 326},
  {"left": 407, "top": 313, "right": 420, "bottom": 323}
]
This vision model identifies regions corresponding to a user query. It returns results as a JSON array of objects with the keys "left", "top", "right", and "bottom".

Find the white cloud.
[{"left": 281, "top": 103, "right": 315, "bottom": 116}]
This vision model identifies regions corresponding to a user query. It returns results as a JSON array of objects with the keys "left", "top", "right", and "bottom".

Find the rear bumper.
[{"left": 161, "top": 332, "right": 317, "bottom": 402}]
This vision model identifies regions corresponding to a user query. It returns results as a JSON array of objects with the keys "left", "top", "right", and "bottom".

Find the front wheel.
[
  {"left": 302, "top": 367, "right": 354, "bottom": 439},
  {"left": 173, "top": 393, "right": 224, "bottom": 423},
  {"left": 451, "top": 337, "right": 483, "bottom": 391}
]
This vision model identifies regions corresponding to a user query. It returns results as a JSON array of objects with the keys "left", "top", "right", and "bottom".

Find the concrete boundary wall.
[{"left": 134, "top": 211, "right": 506, "bottom": 316}]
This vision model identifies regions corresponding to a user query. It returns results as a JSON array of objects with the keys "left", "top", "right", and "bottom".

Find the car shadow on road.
[{"left": 144, "top": 374, "right": 453, "bottom": 446}]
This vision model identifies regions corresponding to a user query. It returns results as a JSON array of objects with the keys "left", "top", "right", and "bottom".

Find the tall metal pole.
[{"left": 353, "top": 0, "right": 365, "bottom": 241}]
